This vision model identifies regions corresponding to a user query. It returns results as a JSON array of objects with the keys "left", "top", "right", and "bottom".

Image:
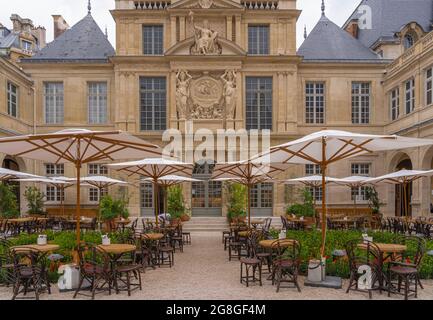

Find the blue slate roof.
[
  {"left": 298, "top": 14, "right": 381, "bottom": 62},
  {"left": 24, "top": 13, "right": 114, "bottom": 62},
  {"left": 343, "top": 0, "right": 433, "bottom": 49}
]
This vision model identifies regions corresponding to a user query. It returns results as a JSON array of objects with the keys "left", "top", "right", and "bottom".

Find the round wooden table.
[
  {"left": 259, "top": 239, "right": 296, "bottom": 249},
  {"left": 238, "top": 231, "right": 249, "bottom": 237},
  {"left": 11, "top": 244, "right": 60, "bottom": 253},
  {"left": 142, "top": 233, "right": 164, "bottom": 241},
  {"left": 97, "top": 244, "right": 136, "bottom": 255}
]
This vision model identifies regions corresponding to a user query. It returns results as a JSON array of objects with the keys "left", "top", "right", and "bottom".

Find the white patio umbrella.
[
  {"left": 0, "top": 129, "right": 162, "bottom": 246},
  {"left": 365, "top": 170, "right": 433, "bottom": 217},
  {"left": 12, "top": 177, "right": 72, "bottom": 216},
  {"left": 252, "top": 130, "right": 433, "bottom": 257},
  {"left": 0, "top": 167, "right": 40, "bottom": 181},
  {"left": 284, "top": 175, "right": 339, "bottom": 210},
  {"left": 333, "top": 176, "right": 371, "bottom": 216},
  {"left": 212, "top": 160, "right": 291, "bottom": 226},
  {"left": 108, "top": 158, "right": 193, "bottom": 226}
]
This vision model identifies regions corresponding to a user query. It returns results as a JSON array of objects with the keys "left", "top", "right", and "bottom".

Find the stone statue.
[
  {"left": 176, "top": 70, "right": 192, "bottom": 119},
  {"left": 189, "top": 11, "right": 221, "bottom": 55},
  {"left": 198, "top": 0, "right": 213, "bottom": 8},
  {"left": 221, "top": 70, "right": 237, "bottom": 119}
]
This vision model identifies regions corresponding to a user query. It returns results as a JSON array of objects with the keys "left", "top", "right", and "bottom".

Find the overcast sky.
[{"left": 0, "top": 0, "right": 361, "bottom": 49}]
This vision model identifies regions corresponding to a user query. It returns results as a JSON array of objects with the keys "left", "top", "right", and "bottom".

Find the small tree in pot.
[
  {"left": 100, "top": 195, "right": 130, "bottom": 232},
  {"left": 225, "top": 182, "right": 247, "bottom": 223},
  {"left": 167, "top": 185, "right": 189, "bottom": 221},
  {"left": 24, "top": 186, "right": 46, "bottom": 217}
]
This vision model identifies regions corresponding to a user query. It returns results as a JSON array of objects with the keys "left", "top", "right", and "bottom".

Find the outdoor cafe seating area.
[
  {"left": 223, "top": 213, "right": 432, "bottom": 300},
  {"left": 0, "top": 217, "right": 189, "bottom": 300}
]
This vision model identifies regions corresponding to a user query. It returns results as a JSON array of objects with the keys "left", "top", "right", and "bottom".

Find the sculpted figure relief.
[
  {"left": 221, "top": 70, "right": 237, "bottom": 120},
  {"left": 189, "top": 11, "right": 222, "bottom": 55},
  {"left": 176, "top": 70, "right": 193, "bottom": 119}
]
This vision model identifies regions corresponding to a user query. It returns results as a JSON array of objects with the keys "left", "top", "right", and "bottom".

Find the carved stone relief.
[
  {"left": 188, "top": 11, "right": 222, "bottom": 55},
  {"left": 175, "top": 69, "right": 237, "bottom": 120}
]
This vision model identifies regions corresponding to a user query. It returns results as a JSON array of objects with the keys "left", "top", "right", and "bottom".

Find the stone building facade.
[{"left": 1, "top": 0, "right": 433, "bottom": 219}]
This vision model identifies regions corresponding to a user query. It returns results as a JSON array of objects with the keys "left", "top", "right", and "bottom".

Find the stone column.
[
  {"left": 277, "top": 72, "right": 286, "bottom": 132},
  {"left": 226, "top": 16, "right": 233, "bottom": 41},
  {"left": 179, "top": 16, "right": 186, "bottom": 41},
  {"left": 235, "top": 15, "right": 241, "bottom": 47}
]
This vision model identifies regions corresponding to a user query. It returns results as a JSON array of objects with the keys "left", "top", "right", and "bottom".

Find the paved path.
[{"left": 1, "top": 232, "right": 432, "bottom": 300}]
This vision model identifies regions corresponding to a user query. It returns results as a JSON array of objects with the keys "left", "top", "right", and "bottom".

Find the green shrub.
[
  {"left": 24, "top": 186, "right": 46, "bottom": 215},
  {"left": 286, "top": 188, "right": 315, "bottom": 218},
  {"left": 268, "top": 229, "right": 433, "bottom": 279},
  {"left": 225, "top": 182, "right": 247, "bottom": 221},
  {"left": 100, "top": 195, "right": 129, "bottom": 221},
  {"left": 167, "top": 185, "right": 185, "bottom": 219},
  {"left": 0, "top": 183, "right": 19, "bottom": 218}
]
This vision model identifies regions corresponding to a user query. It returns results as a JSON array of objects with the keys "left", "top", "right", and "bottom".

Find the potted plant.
[
  {"left": 286, "top": 188, "right": 315, "bottom": 218},
  {"left": 167, "top": 185, "right": 188, "bottom": 221},
  {"left": 225, "top": 182, "right": 247, "bottom": 223},
  {"left": 0, "top": 183, "right": 20, "bottom": 218},
  {"left": 24, "top": 186, "right": 46, "bottom": 217}
]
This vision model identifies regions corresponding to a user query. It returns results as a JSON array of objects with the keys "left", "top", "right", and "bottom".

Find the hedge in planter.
[{"left": 269, "top": 229, "right": 433, "bottom": 280}]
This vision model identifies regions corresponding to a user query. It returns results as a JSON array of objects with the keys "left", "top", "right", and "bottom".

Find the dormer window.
[{"left": 22, "top": 40, "right": 32, "bottom": 51}]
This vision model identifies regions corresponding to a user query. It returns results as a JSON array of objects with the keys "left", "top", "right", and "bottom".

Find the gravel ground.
[{"left": 1, "top": 231, "right": 432, "bottom": 300}]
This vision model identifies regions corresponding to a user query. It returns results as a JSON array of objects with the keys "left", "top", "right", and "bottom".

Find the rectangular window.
[
  {"left": 246, "top": 77, "right": 273, "bottom": 130},
  {"left": 143, "top": 25, "right": 163, "bottom": 55},
  {"left": 305, "top": 82, "right": 325, "bottom": 124},
  {"left": 22, "top": 40, "right": 32, "bottom": 51},
  {"left": 45, "top": 164, "right": 65, "bottom": 203},
  {"left": 248, "top": 25, "right": 270, "bottom": 55},
  {"left": 426, "top": 67, "right": 433, "bottom": 106},
  {"left": 140, "top": 182, "right": 154, "bottom": 208},
  {"left": 140, "top": 77, "right": 167, "bottom": 131},
  {"left": 405, "top": 79, "right": 415, "bottom": 114},
  {"left": 7, "top": 82, "right": 18, "bottom": 117},
  {"left": 390, "top": 87, "right": 400, "bottom": 121},
  {"left": 251, "top": 183, "right": 273, "bottom": 208},
  {"left": 88, "top": 164, "right": 108, "bottom": 176},
  {"left": 352, "top": 82, "right": 370, "bottom": 124},
  {"left": 309, "top": 186, "right": 322, "bottom": 202},
  {"left": 88, "top": 82, "right": 108, "bottom": 124},
  {"left": 89, "top": 187, "right": 107, "bottom": 203},
  {"left": 351, "top": 163, "right": 371, "bottom": 201},
  {"left": 44, "top": 82, "right": 64, "bottom": 124},
  {"left": 305, "top": 164, "right": 322, "bottom": 176}
]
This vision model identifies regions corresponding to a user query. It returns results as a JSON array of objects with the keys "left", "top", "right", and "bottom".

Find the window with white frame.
[
  {"left": 88, "top": 82, "right": 108, "bottom": 124},
  {"left": 7, "top": 82, "right": 18, "bottom": 117},
  {"left": 351, "top": 163, "right": 371, "bottom": 201},
  {"left": 45, "top": 164, "right": 64, "bottom": 202},
  {"left": 352, "top": 82, "right": 370, "bottom": 124},
  {"left": 390, "top": 87, "right": 400, "bottom": 120},
  {"left": 405, "top": 78, "right": 415, "bottom": 114},
  {"left": 427, "top": 67, "right": 433, "bottom": 106},
  {"left": 305, "top": 82, "right": 325, "bottom": 124},
  {"left": 44, "top": 82, "right": 64, "bottom": 124},
  {"left": 246, "top": 77, "right": 273, "bottom": 130},
  {"left": 305, "top": 164, "right": 322, "bottom": 201},
  {"left": 88, "top": 164, "right": 108, "bottom": 202},
  {"left": 140, "top": 182, "right": 153, "bottom": 209},
  {"left": 22, "top": 40, "right": 32, "bottom": 51},
  {"left": 305, "top": 164, "right": 322, "bottom": 176},
  {"left": 140, "top": 77, "right": 166, "bottom": 131},
  {"left": 88, "top": 164, "right": 108, "bottom": 176}
]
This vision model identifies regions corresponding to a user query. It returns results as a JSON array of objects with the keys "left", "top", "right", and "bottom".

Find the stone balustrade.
[{"left": 241, "top": 0, "right": 279, "bottom": 9}]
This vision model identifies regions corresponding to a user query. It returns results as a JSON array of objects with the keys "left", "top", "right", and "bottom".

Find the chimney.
[
  {"left": 344, "top": 20, "right": 359, "bottom": 39},
  {"left": 52, "top": 15, "right": 69, "bottom": 39},
  {"left": 32, "top": 26, "right": 47, "bottom": 49},
  {"left": 10, "top": 14, "right": 23, "bottom": 32}
]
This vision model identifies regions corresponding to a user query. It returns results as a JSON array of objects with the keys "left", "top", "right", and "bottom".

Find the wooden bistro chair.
[
  {"left": 239, "top": 231, "right": 262, "bottom": 287},
  {"left": 271, "top": 239, "right": 302, "bottom": 293},
  {"left": 387, "top": 236, "right": 426, "bottom": 300}
]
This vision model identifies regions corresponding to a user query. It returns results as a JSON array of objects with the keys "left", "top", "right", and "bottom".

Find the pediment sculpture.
[{"left": 189, "top": 11, "right": 222, "bottom": 55}]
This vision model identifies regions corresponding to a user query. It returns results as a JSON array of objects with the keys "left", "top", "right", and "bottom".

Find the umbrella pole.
[
  {"left": 320, "top": 137, "right": 327, "bottom": 259},
  {"left": 403, "top": 183, "right": 408, "bottom": 217},
  {"left": 75, "top": 163, "right": 81, "bottom": 248},
  {"left": 247, "top": 183, "right": 251, "bottom": 228},
  {"left": 153, "top": 179, "right": 159, "bottom": 227},
  {"left": 353, "top": 189, "right": 357, "bottom": 216}
]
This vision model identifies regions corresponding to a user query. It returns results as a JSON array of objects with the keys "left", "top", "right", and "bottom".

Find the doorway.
[
  {"left": 2, "top": 157, "right": 20, "bottom": 210},
  {"left": 395, "top": 158, "right": 412, "bottom": 217}
]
